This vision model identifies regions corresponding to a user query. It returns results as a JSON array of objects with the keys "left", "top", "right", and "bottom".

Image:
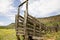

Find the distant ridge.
[
  {"left": 38, "top": 14, "right": 60, "bottom": 26},
  {"left": 0, "top": 14, "right": 60, "bottom": 29},
  {"left": 0, "top": 23, "right": 15, "bottom": 29}
]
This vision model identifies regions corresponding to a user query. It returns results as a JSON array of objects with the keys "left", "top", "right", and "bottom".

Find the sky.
[{"left": 0, "top": 0, "right": 60, "bottom": 26}]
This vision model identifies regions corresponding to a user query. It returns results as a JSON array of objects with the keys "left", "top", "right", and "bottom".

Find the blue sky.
[{"left": 0, "top": 0, "right": 60, "bottom": 26}]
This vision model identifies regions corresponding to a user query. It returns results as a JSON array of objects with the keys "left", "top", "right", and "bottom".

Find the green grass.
[
  {"left": 44, "top": 22, "right": 60, "bottom": 26},
  {"left": 0, "top": 29, "right": 60, "bottom": 40},
  {"left": 44, "top": 31, "right": 60, "bottom": 40},
  {"left": 0, "top": 29, "right": 17, "bottom": 40}
]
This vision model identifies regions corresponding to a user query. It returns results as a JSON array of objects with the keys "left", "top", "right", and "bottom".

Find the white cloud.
[
  {"left": 20, "top": 0, "right": 60, "bottom": 17},
  {"left": 0, "top": 22, "right": 7, "bottom": 26},
  {"left": 0, "top": 21, "right": 12, "bottom": 26},
  {"left": 0, "top": 0, "right": 60, "bottom": 26},
  {"left": 29, "top": 0, "right": 60, "bottom": 17},
  {"left": 0, "top": 0, "right": 17, "bottom": 26},
  {"left": 20, "top": 0, "right": 26, "bottom": 3},
  {"left": 0, "top": 0, "right": 13, "bottom": 13},
  {"left": 0, "top": 0, "right": 17, "bottom": 21},
  {"left": 7, "top": 14, "right": 15, "bottom": 21}
]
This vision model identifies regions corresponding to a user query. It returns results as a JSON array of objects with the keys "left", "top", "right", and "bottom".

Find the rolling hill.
[
  {"left": 0, "top": 15, "right": 60, "bottom": 40},
  {"left": 0, "top": 23, "right": 15, "bottom": 29},
  {"left": 0, "top": 15, "right": 60, "bottom": 28},
  {"left": 38, "top": 15, "right": 60, "bottom": 26}
]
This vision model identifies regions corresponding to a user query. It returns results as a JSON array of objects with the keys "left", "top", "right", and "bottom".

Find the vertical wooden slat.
[
  {"left": 18, "top": 7, "right": 20, "bottom": 16},
  {"left": 15, "top": 15, "right": 20, "bottom": 40},
  {"left": 15, "top": 0, "right": 48, "bottom": 40},
  {"left": 15, "top": 6, "right": 20, "bottom": 40},
  {"left": 34, "top": 23, "right": 36, "bottom": 36},
  {"left": 24, "top": 0, "right": 28, "bottom": 40},
  {"left": 24, "top": 11, "right": 28, "bottom": 40},
  {"left": 39, "top": 24, "right": 42, "bottom": 37}
]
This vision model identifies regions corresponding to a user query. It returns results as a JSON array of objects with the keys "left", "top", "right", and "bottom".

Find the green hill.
[
  {"left": 0, "top": 15, "right": 60, "bottom": 29},
  {"left": 0, "top": 26, "right": 7, "bottom": 29},
  {"left": 7, "top": 23, "right": 15, "bottom": 29},
  {"left": 0, "top": 15, "right": 60, "bottom": 40},
  {"left": 0, "top": 23, "right": 15, "bottom": 29},
  {"left": 38, "top": 15, "right": 60, "bottom": 26}
]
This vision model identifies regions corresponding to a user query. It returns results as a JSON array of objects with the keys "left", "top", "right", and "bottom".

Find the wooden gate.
[
  {"left": 15, "top": 13, "right": 42, "bottom": 40},
  {"left": 15, "top": 0, "right": 46, "bottom": 40}
]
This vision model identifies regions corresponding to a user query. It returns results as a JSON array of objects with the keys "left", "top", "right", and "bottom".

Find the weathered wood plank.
[
  {"left": 18, "top": 14, "right": 40, "bottom": 25},
  {"left": 15, "top": 15, "right": 20, "bottom": 40},
  {"left": 23, "top": 0, "right": 28, "bottom": 40},
  {"left": 27, "top": 28, "right": 34, "bottom": 30},
  {"left": 35, "top": 30, "right": 40, "bottom": 32},
  {"left": 19, "top": 17, "right": 24, "bottom": 21},
  {"left": 27, "top": 23, "right": 34, "bottom": 27},
  {"left": 15, "top": 0, "right": 48, "bottom": 40},
  {"left": 28, "top": 14, "right": 40, "bottom": 23},
  {"left": 17, "top": 31, "right": 24, "bottom": 35},
  {"left": 19, "top": 15, "right": 24, "bottom": 19},
  {"left": 19, "top": 22, "right": 23, "bottom": 24},
  {"left": 18, "top": 0, "right": 28, "bottom": 7}
]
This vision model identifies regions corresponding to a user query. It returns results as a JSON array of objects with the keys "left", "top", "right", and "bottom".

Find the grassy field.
[
  {"left": 0, "top": 15, "right": 60, "bottom": 40},
  {"left": 0, "top": 29, "right": 60, "bottom": 40},
  {"left": 44, "top": 31, "right": 60, "bottom": 40},
  {"left": 0, "top": 29, "right": 17, "bottom": 40}
]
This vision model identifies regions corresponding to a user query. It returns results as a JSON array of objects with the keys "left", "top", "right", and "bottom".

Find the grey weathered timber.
[
  {"left": 15, "top": 14, "right": 43, "bottom": 40},
  {"left": 18, "top": 0, "right": 28, "bottom": 7},
  {"left": 24, "top": 0, "right": 28, "bottom": 39},
  {"left": 15, "top": 0, "right": 48, "bottom": 40},
  {"left": 15, "top": 15, "right": 20, "bottom": 40},
  {"left": 15, "top": 0, "right": 60, "bottom": 40},
  {"left": 15, "top": 13, "right": 44, "bottom": 40}
]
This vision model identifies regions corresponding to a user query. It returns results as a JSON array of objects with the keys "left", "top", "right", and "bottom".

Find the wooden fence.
[
  {"left": 15, "top": 0, "right": 59, "bottom": 40},
  {"left": 15, "top": 12, "right": 46, "bottom": 40}
]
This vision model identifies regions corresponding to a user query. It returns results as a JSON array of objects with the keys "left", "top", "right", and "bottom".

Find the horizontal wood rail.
[{"left": 15, "top": 0, "right": 49, "bottom": 40}]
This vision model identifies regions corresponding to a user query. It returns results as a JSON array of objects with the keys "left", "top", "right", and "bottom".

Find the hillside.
[
  {"left": 0, "top": 23, "right": 15, "bottom": 29},
  {"left": 38, "top": 15, "right": 60, "bottom": 26},
  {"left": 7, "top": 23, "right": 15, "bottom": 29},
  {"left": 0, "top": 26, "right": 7, "bottom": 29},
  {"left": 0, "top": 15, "right": 60, "bottom": 29},
  {"left": 0, "top": 15, "right": 60, "bottom": 40}
]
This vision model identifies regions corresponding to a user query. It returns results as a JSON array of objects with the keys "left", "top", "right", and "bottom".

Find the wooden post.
[
  {"left": 15, "top": 0, "right": 47, "bottom": 40},
  {"left": 24, "top": 0, "right": 28, "bottom": 40},
  {"left": 33, "top": 23, "right": 36, "bottom": 36},
  {"left": 18, "top": 7, "right": 20, "bottom": 16},
  {"left": 15, "top": 15, "right": 20, "bottom": 40},
  {"left": 24, "top": 11, "right": 28, "bottom": 40},
  {"left": 39, "top": 23, "right": 42, "bottom": 37},
  {"left": 26, "top": 0, "right": 28, "bottom": 13},
  {"left": 15, "top": 7, "right": 20, "bottom": 40}
]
